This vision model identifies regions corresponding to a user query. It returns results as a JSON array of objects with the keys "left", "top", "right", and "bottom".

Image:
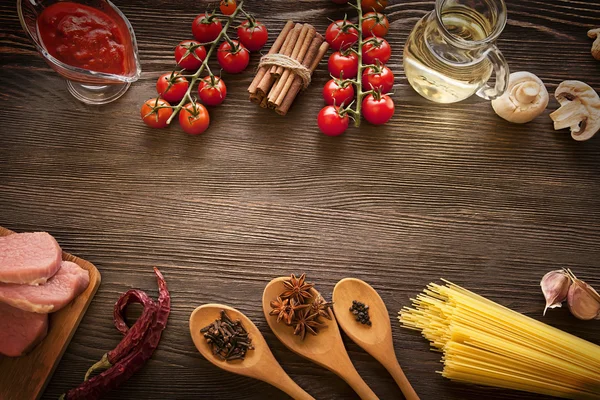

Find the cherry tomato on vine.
[
  {"left": 219, "top": 0, "right": 237, "bottom": 15},
  {"left": 362, "top": 64, "right": 394, "bottom": 93},
  {"left": 362, "top": 12, "right": 389, "bottom": 37},
  {"left": 362, "top": 93, "right": 394, "bottom": 125},
  {"left": 318, "top": 105, "right": 349, "bottom": 136},
  {"left": 325, "top": 19, "right": 359, "bottom": 51},
  {"left": 237, "top": 18, "right": 269, "bottom": 52},
  {"left": 217, "top": 40, "right": 250, "bottom": 74},
  {"left": 362, "top": 37, "right": 391, "bottom": 65},
  {"left": 192, "top": 13, "right": 222, "bottom": 43},
  {"left": 174, "top": 41, "right": 207, "bottom": 70},
  {"left": 328, "top": 51, "right": 359, "bottom": 79},
  {"left": 361, "top": 0, "right": 388, "bottom": 12},
  {"left": 156, "top": 73, "right": 189, "bottom": 104},
  {"left": 141, "top": 98, "right": 173, "bottom": 129},
  {"left": 179, "top": 102, "right": 210, "bottom": 135},
  {"left": 198, "top": 75, "right": 227, "bottom": 106},
  {"left": 323, "top": 79, "right": 355, "bottom": 107}
]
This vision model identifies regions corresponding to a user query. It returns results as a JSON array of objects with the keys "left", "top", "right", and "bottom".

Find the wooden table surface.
[{"left": 1, "top": 0, "right": 599, "bottom": 399}]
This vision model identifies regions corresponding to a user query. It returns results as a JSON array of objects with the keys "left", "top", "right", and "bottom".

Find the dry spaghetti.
[{"left": 399, "top": 281, "right": 600, "bottom": 399}]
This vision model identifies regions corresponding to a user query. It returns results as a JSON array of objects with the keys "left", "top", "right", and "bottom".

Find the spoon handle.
[
  {"left": 382, "top": 357, "right": 419, "bottom": 400},
  {"left": 266, "top": 372, "right": 315, "bottom": 400},
  {"left": 336, "top": 362, "right": 379, "bottom": 400}
]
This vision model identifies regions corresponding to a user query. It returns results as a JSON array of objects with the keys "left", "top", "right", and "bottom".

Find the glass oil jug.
[{"left": 403, "top": 0, "right": 509, "bottom": 103}]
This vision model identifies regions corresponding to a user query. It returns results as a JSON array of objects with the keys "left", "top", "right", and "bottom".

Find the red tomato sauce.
[{"left": 37, "top": 2, "right": 131, "bottom": 75}]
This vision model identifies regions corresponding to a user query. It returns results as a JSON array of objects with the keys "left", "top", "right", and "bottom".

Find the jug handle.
[{"left": 476, "top": 46, "right": 510, "bottom": 101}]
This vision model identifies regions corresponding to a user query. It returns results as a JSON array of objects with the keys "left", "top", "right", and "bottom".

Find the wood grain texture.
[
  {"left": 0, "top": 0, "right": 599, "bottom": 399},
  {"left": 0, "top": 227, "right": 101, "bottom": 400}
]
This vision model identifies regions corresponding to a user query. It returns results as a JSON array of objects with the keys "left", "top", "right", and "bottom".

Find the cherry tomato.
[
  {"left": 156, "top": 73, "right": 189, "bottom": 103},
  {"left": 328, "top": 51, "right": 359, "bottom": 79},
  {"left": 362, "top": 93, "right": 394, "bottom": 125},
  {"left": 362, "top": 37, "right": 391, "bottom": 65},
  {"left": 362, "top": 12, "right": 389, "bottom": 38},
  {"left": 318, "top": 106, "right": 349, "bottom": 136},
  {"left": 362, "top": 64, "right": 394, "bottom": 93},
  {"left": 174, "top": 41, "right": 207, "bottom": 70},
  {"left": 217, "top": 40, "right": 250, "bottom": 73},
  {"left": 237, "top": 18, "right": 269, "bottom": 52},
  {"left": 323, "top": 79, "right": 355, "bottom": 107},
  {"left": 192, "top": 13, "right": 222, "bottom": 43},
  {"left": 361, "top": 0, "right": 387, "bottom": 12},
  {"left": 219, "top": 0, "right": 237, "bottom": 15},
  {"left": 179, "top": 102, "right": 210, "bottom": 135},
  {"left": 325, "top": 20, "right": 359, "bottom": 51},
  {"left": 198, "top": 75, "right": 227, "bottom": 106},
  {"left": 141, "top": 98, "right": 173, "bottom": 129}
]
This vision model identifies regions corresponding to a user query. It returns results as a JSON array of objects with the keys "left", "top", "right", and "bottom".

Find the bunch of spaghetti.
[{"left": 399, "top": 281, "right": 600, "bottom": 399}]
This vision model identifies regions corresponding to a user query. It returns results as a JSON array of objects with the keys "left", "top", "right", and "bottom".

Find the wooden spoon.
[
  {"left": 190, "top": 304, "right": 314, "bottom": 400},
  {"left": 332, "top": 278, "right": 419, "bottom": 400},
  {"left": 262, "top": 277, "right": 379, "bottom": 400}
]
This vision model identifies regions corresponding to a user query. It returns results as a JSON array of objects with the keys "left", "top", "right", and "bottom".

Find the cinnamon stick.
[
  {"left": 255, "top": 24, "right": 301, "bottom": 97},
  {"left": 276, "top": 41, "right": 330, "bottom": 116},
  {"left": 267, "top": 24, "right": 315, "bottom": 108},
  {"left": 248, "top": 20, "right": 294, "bottom": 95},
  {"left": 249, "top": 92, "right": 263, "bottom": 104},
  {"left": 259, "top": 96, "right": 268, "bottom": 108},
  {"left": 272, "top": 24, "right": 310, "bottom": 79},
  {"left": 272, "top": 30, "right": 320, "bottom": 108}
]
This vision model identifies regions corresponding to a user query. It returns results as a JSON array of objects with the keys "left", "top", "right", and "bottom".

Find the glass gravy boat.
[
  {"left": 403, "top": 0, "right": 509, "bottom": 103},
  {"left": 17, "top": 0, "right": 141, "bottom": 104}
]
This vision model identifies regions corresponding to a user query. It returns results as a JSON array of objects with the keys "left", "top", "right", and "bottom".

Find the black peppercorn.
[{"left": 349, "top": 300, "right": 372, "bottom": 326}]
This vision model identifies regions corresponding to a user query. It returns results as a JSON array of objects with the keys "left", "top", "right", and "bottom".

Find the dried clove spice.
[
  {"left": 269, "top": 273, "right": 332, "bottom": 340},
  {"left": 201, "top": 310, "right": 255, "bottom": 361},
  {"left": 540, "top": 270, "right": 570, "bottom": 315},
  {"left": 350, "top": 300, "right": 371, "bottom": 326}
]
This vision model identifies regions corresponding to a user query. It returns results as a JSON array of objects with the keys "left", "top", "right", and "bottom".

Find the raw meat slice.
[
  {"left": 0, "top": 261, "right": 90, "bottom": 313},
  {"left": 0, "top": 302, "right": 48, "bottom": 357},
  {"left": 0, "top": 232, "right": 62, "bottom": 285}
]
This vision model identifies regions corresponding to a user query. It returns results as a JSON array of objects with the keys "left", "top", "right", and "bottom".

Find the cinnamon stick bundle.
[
  {"left": 267, "top": 24, "right": 316, "bottom": 108},
  {"left": 277, "top": 40, "right": 329, "bottom": 116},
  {"left": 254, "top": 24, "right": 301, "bottom": 98},
  {"left": 248, "top": 21, "right": 329, "bottom": 116},
  {"left": 248, "top": 20, "right": 294, "bottom": 100}
]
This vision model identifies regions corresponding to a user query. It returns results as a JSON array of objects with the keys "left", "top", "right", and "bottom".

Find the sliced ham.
[
  {"left": 0, "top": 302, "right": 48, "bottom": 357},
  {"left": 0, "top": 232, "right": 62, "bottom": 285},
  {"left": 0, "top": 261, "right": 90, "bottom": 313}
]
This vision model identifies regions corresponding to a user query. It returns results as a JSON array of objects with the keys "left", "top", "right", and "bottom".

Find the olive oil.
[{"left": 403, "top": 7, "right": 495, "bottom": 103}]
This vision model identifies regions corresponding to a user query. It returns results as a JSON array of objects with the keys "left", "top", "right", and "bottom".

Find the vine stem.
[
  {"left": 166, "top": 0, "right": 245, "bottom": 124},
  {"left": 353, "top": 0, "right": 364, "bottom": 127}
]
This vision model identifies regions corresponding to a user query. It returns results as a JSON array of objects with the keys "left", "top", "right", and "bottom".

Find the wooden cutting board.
[{"left": 0, "top": 226, "right": 101, "bottom": 400}]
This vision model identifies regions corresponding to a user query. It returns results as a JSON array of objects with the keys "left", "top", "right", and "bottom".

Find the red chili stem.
[{"left": 62, "top": 268, "right": 171, "bottom": 400}]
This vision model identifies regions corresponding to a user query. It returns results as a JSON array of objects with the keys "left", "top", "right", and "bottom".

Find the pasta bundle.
[{"left": 399, "top": 281, "right": 600, "bottom": 399}]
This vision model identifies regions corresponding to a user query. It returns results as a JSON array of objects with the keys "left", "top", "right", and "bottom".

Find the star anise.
[
  {"left": 270, "top": 297, "right": 291, "bottom": 324},
  {"left": 310, "top": 294, "right": 333, "bottom": 320},
  {"left": 293, "top": 308, "right": 325, "bottom": 340},
  {"left": 270, "top": 297, "right": 309, "bottom": 325},
  {"left": 281, "top": 273, "right": 314, "bottom": 304}
]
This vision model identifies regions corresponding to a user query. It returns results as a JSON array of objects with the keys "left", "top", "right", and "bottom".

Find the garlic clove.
[
  {"left": 540, "top": 270, "right": 570, "bottom": 315},
  {"left": 565, "top": 269, "right": 600, "bottom": 320}
]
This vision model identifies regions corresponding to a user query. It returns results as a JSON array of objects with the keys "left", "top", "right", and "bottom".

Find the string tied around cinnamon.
[{"left": 258, "top": 54, "right": 312, "bottom": 89}]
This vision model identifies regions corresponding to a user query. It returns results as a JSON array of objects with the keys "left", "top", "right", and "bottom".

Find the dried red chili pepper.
[
  {"left": 62, "top": 268, "right": 170, "bottom": 400},
  {"left": 83, "top": 289, "right": 157, "bottom": 380}
]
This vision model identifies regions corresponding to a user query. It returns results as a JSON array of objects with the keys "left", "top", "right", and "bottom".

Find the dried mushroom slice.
[
  {"left": 549, "top": 80, "right": 600, "bottom": 142},
  {"left": 588, "top": 28, "right": 600, "bottom": 61}
]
